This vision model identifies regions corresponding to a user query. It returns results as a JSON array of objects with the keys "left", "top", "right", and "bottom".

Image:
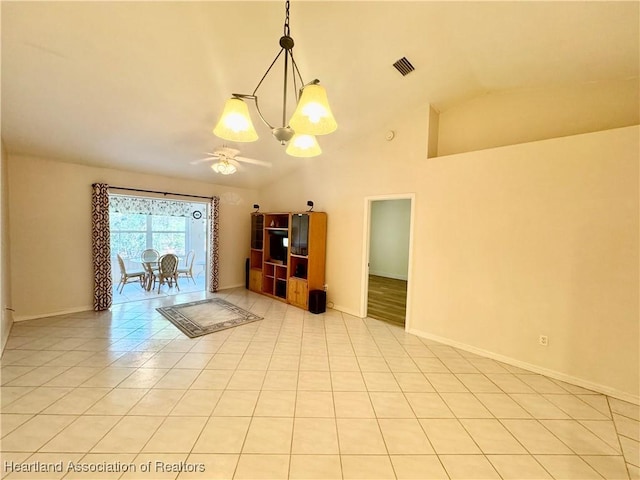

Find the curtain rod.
[{"left": 101, "top": 185, "right": 214, "bottom": 201}]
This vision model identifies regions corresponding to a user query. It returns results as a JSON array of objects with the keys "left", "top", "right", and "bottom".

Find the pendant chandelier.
[{"left": 213, "top": 0, "right": 337, "bottom": 158}]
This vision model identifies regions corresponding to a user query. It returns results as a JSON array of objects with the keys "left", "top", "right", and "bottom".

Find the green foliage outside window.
[
  {"left": 110, "top": 232, "right": 146, "bottom": 259},
  {"left": 110, "top": 213, "right": 146, "bottom": 231},
  {"left": 110, "top": 213, "right": 187, "bottom": 259},
  {"left": 152, "top": 215, "right": 185, "bottom": 231}
]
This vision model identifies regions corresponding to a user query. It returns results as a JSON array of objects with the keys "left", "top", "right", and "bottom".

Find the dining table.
[{"left": 129, "top": 259, "right": 158, "bottom": 291}]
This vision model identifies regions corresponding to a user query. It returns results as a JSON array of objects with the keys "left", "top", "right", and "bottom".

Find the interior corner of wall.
[
  {"left": 1, "top": 309, "right": 14, "bottom": 354},
  {"left": 427, "top": 105, "right": 440, "bottom": 159},
  {"left": 330, "top": 303, "right": 363, "bottom": 319}
]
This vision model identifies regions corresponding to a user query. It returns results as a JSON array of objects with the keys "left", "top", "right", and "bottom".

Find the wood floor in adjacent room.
[{"left": 367, "top": 275, "right": 407, "bottom": 326}]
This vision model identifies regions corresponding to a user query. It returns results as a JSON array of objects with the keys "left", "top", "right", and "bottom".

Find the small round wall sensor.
[{"left": 385, "top": 130, "right": 395, "bottom": 141}]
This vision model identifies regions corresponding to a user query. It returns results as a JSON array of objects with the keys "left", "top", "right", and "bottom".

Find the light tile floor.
[
  {"left": 112, "top": 274, "right": 206, "bottom": 305},
  {"left": 1, "top": 287, "right": 638, "bottom": 479}
]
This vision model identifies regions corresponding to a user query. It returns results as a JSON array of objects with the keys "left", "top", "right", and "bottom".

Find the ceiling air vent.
[{"left": 393, "top": 57, "right": 415, "bottom": 76}]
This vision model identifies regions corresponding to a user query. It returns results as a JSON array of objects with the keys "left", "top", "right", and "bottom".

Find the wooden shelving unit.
[{"left": 249, "top": 211, "right": 327, "bottom": 310}]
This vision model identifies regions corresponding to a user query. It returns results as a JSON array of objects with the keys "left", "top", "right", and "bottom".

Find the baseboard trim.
[
  {"left": 219, "top": 283, "right": 245, "bottom": 291},
  {"left": 13, "top": 285, "right": 247, "bottom": 322},
  {"left": 369, "top": 271, "right": 408, "bottom": 281},
  {"left": 331, "top": 304, "right": 361, "bottom": 319},
  {"left": 13, "top": 305, "right": 95, "bottom": 323},
  {"left": 407, "top": 327, "right": 640, "bottom": 406}
]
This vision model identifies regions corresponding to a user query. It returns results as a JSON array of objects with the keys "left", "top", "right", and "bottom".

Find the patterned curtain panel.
[
  {"left": 92, "top": 183, "right": 113, "bottom": 310},
  {"left": 209, "top": 196, "right": 220, "bottom": 292}
]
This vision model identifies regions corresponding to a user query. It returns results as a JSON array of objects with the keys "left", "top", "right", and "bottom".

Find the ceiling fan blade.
[
  {"left": 217, "top": 147, "right": 241, "bottom": 157},
  {"left": 194, "top": 148, "right": 268, "bottom": 169},
  {"left": 190, "top": 157, "right": 217, "bottom": 165},
  {"left": 235, "top": 156, "right": 272, "bottom": 168}
]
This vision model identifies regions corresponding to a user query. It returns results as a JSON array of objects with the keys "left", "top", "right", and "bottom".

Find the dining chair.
[
  {"left": 116, "top": 254, "right": 146, "bottom": 293},
  {"left": 141, "top": 248, "right": 160, "bottom": 263},
  {"left": 141, "top": 249, "right": 160, "bottom": 283},
  {"left": 156, "top": 253, "right": 180, "bottom": 293},
  {"left": 177, "top": 250, "right": 196, "bottom": 284}
]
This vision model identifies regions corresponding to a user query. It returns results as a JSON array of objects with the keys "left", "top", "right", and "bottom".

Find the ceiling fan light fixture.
[
  {"left": 289, "top": 82, "right": 337, "bottom": 136},
  {"left": 212, "top": 97, "right": 259, "bottom": 142},
  {"left": 211, "top": 159, "right": 238, "bottom": 175},
  {"left": 285, "top": 133, "right": 321, "bottom": 157}
]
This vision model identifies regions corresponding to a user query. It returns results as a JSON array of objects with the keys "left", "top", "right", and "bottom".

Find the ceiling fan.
[{"left": 191, "top": 147, "right": 272, "bottom": 175}]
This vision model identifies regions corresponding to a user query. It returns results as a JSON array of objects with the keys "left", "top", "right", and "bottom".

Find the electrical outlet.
[
  {"left": 323, "top": 284, "right": 328, "bottom": 292},
  {"left": 538, "top": 335, "right": 549, "bottom": 346}
]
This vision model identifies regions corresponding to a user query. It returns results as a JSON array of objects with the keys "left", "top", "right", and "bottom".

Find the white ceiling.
[{"left": 2, "top": 1, "right": 638, "bottom": 189}]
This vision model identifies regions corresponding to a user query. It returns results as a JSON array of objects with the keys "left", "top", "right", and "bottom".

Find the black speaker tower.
[{"left": 309, "top": 290, "right": 326, "bottom": 314}]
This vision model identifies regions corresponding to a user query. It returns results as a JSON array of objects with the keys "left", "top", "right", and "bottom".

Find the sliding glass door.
[{"left": 109, "top": 194, "right": 208, "bottom": 301}]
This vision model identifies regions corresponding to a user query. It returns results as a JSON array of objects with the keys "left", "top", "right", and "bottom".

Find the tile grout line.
[
  {"left": 373, "top": 319, "right": 446, "bottom": 479},
  {"left": 177, "top": 316, "right": 239, "bottom": 479},
  {"left": 38, "top": 307, "right": 208, "bottom": 479},
  {"left": 194, "top": 334, "right": 244, "bottom": 478},
  {"left": 380, "top": 319, "right": 589, "bottom": 480},
  {"left": 349, "top": 316, "right": 393, "bottom": 478},
  {"left": 321, "top": 309, "right": 343, "bottom": 479},
  {"left": 386, "top": 322, "right": 502, "bottom": 480},
  {"left": 606, "top": 395, "right": 635, "bottom": 479}
]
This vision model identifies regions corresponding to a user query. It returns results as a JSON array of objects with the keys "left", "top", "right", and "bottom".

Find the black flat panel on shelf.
[
  {"left": 291, "top": 214, "right": 309, "bottom": 256},
  {"left": 251, "top": 214, "right": 264, "bottom": 250}
]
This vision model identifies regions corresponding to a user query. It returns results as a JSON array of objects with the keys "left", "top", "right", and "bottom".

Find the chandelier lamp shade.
[
  {"left": 212, "top": 0, "right": 336, "bottom": 158},
  {"left": 212, "top": 98, "right": 259, "bottom": 143},
  {"left": 286, "top": 133, "right": 321, "bottom": 157},
  {"left": 289, "top": 83, "right": 337, "bottom": 136}
]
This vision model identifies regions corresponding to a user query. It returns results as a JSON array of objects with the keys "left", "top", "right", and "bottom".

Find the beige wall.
[
  {"left": 438, "top": 78, "right": 639, "bottom": 156},
  {"left": 419, "top": 127, "right": 638, "bottom": 402},
  {"left": 1, "top": 141, "right": 14, "bottom": 352},
  {"left": 259, "top": 105, "right": 639, "bottom": 402},
  {"left": 8, "top": 155, "right": 257, "bottom": 320}
]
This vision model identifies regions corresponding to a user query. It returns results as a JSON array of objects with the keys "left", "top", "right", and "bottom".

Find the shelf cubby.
[
  {"left": 289, "top": 255, "right": 308, "bottom": 280},
  {"left": 250, "top": 249, "right": 263, "bottom": 269}
]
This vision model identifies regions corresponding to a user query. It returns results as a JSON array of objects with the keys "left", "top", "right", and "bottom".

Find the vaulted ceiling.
[{"left": 2, "top": 1, "right": 638, "bottom": 189}]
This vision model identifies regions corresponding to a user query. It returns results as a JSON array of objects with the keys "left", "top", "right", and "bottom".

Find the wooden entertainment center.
[{"left": 249, "top": 211, "right": 327, "bottom": 310}]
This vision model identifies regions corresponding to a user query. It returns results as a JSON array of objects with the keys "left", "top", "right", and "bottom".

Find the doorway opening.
[
  {"left": 361, "top": 194, "right": 415, "bottom": 328},
  {"left": 109, "top": 194, "right": 209, "bottom": 304}
]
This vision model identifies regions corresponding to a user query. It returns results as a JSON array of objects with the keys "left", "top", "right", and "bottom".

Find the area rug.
[{"left": 157, "top": 298, "right": 263, "bottom": 338}]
